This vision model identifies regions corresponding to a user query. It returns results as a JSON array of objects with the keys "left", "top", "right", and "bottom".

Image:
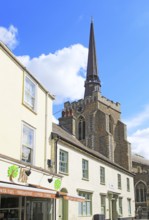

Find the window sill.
[
  {"left": 22, "top": 102, "right": 37, "bottom": 115},
  {"left": 59, "top": 171, "right": 69, "bottom": 176},
  {"left": 78, "top": 215, "right": 92, "bottom": 217},
  {"left": 82, "top": 178, "right": 89, "bottom": 181},
  {"left": 100, "top": 182, "right": 105, "bottom": 185}
]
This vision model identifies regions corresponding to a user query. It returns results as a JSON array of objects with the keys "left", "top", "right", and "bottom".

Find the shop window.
[
  {"left": 78, "top": 191, "right": 92, "bottom": 216},
  {"left": 22, "top": 122, "right": 35, "bottom": 164},
  {"left": 0, "top": 195, "right": 24, "bottom": 219}
]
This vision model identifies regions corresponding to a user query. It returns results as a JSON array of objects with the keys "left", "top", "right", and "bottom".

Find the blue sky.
[{"left": 1, "top": 0, "right": 149, "bottom": 158}]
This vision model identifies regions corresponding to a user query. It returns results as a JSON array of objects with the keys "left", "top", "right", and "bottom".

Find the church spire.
[{"left": 84, "top": 20, "right": 101, "bottom": 98}]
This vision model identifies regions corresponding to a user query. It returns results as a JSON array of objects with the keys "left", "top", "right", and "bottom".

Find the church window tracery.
[{"left": 136, "top": 182, "right": 146, "bottom": 202}]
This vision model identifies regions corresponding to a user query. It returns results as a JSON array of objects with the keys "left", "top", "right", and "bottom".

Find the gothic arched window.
[
  {"left": 109, "top": 115, "right": 114, "bottom": 134},
  {"left": 136, "top": 182, "right": 146, "bottom": 202},
  {"left": 78, "top": 116, "right": 85, "bottom": 140}
]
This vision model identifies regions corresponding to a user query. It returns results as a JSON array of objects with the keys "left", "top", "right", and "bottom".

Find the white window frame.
[
  {"left": 59, "top": 149, "right": 68, "bottom": 174},
  {"left": 127, "top": 178, "right": 130, "bottom": 192},
  {"left": 100, "top": 194, "right": 106, "bottom": 216},
  {"left": 118, "top": 174, "right": 121, "bottom": 189},
  {"left": 24, "top": 74, "right": 37, "bottom": 112},
  {"left": 22, "top": 122, "right": 35, "bottom": 164},
  {"left": 78, "top": 191, "right": 92, "bottom": 216},
  {"left": 82, "top": 159, "right": 89, "bottom": 180},
  {"left": 127, "top": 198, "right": 131, "bottom": 215},
  {"left": 118, "top": 197, "right": 123, "bottom": 216},
  {"left": 100, "top": 166, "right": 105, "bottom": 184}
]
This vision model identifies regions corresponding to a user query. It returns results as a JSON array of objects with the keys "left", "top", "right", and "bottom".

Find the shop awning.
[
  {"left": 0, "top": 182, "right": 56, "bottom": 198},
  {"left": 0, "top": 182, "right": 85, "bottom": 202}
]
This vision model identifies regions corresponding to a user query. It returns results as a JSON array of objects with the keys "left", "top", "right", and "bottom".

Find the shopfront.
[
  {"left": 0, "top": 195, "right": 54, "bottom": 220},
  {"left": 0, "top": 183, "right": 56, "bottom": 220}
]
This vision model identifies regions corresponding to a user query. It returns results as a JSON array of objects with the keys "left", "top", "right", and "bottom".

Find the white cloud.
[
  {"left": 0, "top": 25, "right": 18, "bottom": 50},
  {"left": 123, "top": 104, "right": 149, "bottom": 159},
  {"left": 52, "top": 115, "right": 58, "bottom": 124},
  {"left": 124, "top": 104, "right": 149, "bottom": 130},
  {"left": 17, "top": 44, "right": 88, "bottom": 104},
  {"left": 128, "top": 128, "right": 149, "bottom": 159}
]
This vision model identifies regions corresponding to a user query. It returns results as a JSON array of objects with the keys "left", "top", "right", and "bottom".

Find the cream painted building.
[
  {"left": 0, "top": 41, "right": 61, "bottom": 220},
  {"left": 52, "top": 123, "right": 135, "bottom": 220}
]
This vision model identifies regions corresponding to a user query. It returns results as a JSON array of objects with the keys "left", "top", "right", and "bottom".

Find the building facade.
[
  {"left": 0, "top": 41, "right": 61, "bottom": 220},
  {"left": 51, "top": 123, "right": 135, "bottom": 220},
  {"left": 132, "top": 154, "right": 149, "bottom": 218}
]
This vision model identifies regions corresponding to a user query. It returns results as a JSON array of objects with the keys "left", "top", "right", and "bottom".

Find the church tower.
[{"left": 59, "top": 20, "right": 131, "bottom": 171}]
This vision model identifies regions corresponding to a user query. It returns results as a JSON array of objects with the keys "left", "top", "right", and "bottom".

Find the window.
[
  {"left": 78, "top": 116, "right": 85, "bottom": 140},
  {"left": 109, "top": 115, "right": 114, "bottom": 134},
  {"left": 100, "top": 166, "right": 105, "bottom": 184},
  {"left": 127, "top": 199, "right": 131, "bottom": 215},
  {"left": 59, "top": 150, "right": 68, "bottom": 174},
  {"left": 78, "top": 192, "right": 92, "bottom": 216},
  {"left": 136, "top": 182, "right": 146, "bottom": 202},
  {"left": 82, "top": 159, "right": 89, "bottom": 180},
  {"left": 101, "top": 195, "right": 106, "bottom": 215},
  {"left": 127, "top": 178, "right": 130, "bottom": 191},
  {"left": 119, "top": 197, "right": 123, "bottom": 216},
  {"left": 118, "top": 174, "right": 121, "bottom": 189},
  {"left": 22, "top": 123, "right": 35, "bottom": 163},
  {"left": 24, "top": 75, "right": 36, "bottom": 111}
]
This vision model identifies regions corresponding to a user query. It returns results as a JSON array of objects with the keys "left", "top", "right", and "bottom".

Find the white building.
[
  {"left": 0, "top": 41, "right": 60, "bottom": 220},
  {"left": 52, "top": 123, "right": 135, "bottom": 220}
]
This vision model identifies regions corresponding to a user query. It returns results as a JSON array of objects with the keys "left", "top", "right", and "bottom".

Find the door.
[
  {"left": 26, "top": 199, "right": 54, "bottom": 220},
  {"left": 32, "top": 201, "right": 43, "bottom": 220},
  {"left": 58, "top": 198, "right": 68, "bottom": 220},
  {"left": 58, "top": 198, "right": 63, "bottom": 220}
]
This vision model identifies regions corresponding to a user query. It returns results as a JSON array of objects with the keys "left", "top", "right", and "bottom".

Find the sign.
[{"left": 54, "top": 179, "right": 61, "bottom": 190}]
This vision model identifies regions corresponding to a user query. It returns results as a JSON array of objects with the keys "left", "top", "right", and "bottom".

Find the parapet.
[{"left": 63, "top": 92, "right": 120, "bottom": 112}]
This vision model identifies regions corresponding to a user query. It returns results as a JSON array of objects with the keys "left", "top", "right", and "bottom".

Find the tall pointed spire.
[{"left": 84, "top": 20, "right": 101, "bottom": 98}]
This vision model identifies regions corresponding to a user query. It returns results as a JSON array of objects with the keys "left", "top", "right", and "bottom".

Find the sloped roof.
[
  {"left": 52, "top": 123, "right": 134, "bottom": 175},
  {"left": 132, "top": 154, "right": 149, "bottom": 166}
]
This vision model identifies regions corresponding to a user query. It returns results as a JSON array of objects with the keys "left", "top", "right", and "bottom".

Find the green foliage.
[{"left": 8, "top": 165, "right": 19, "bottom": 178}]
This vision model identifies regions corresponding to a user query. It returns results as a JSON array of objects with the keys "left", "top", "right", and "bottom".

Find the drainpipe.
[
  {"left": 44, "top": 92, "right": 48, "bottom": 169},
  {"left": 51, "top": 133, "right": 60, "bottom": 174},
  {"left": 51, "top": 133, "right": 60, "bottom": 220}
]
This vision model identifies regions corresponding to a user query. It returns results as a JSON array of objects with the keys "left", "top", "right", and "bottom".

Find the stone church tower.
[{"left": 59, "top": 21, "right": 131, "bottom": 171}]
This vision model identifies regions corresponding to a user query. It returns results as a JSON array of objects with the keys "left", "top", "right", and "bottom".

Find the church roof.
[{"left": 132, "top": 154, "right": 149, "bottom": 166}]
